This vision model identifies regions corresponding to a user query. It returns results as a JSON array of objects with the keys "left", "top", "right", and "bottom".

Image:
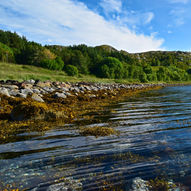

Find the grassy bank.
[
  {"left": 0, "top": 62, "right": 133, "bottom": 83},
  {"left": 1, "top": 62, "right": 191, "bottom": 85}
]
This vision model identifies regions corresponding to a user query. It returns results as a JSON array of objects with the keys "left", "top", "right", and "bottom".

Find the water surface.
[{"left": 1, "top": 86, "right": 191, "bottom": 190}]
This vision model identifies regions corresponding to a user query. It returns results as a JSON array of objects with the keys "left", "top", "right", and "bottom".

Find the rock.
[
  {"left": 9, "top": 90, "right": 20, "bottom": 97},
  {"left": 33, "top": 89, "right": 41, "bottom": 94},
  {"left": 73, "top": 87, "right": 80, "bottom": 93},
  {"left": 0, "top": 88, "right": 10, "bottom": 97},
  {"left": 25, "top": 79, "right": 35, "bottom": 84},
  {"left": 43, "top": 87, "right": 55, "bottom": 93},
  {"left": 36, "top": 81, "right": 52, "bottom": 88},
  {"left": 65, "top": 92, "right": 71, "bottom": 96},
  {"left": 31, "top": 93, "right": 44, "bottom": 102},
  {"left": 0, "top": 84, "right": 19, "bottom": 89},
  {"left": 11, "top": 101, "right": 48, "bottom": 121},
  {"left": 46, "top": 178, "right": 82, "bottom": 191},
  {"left": 131, "top": 177, "right": 149, "bottom": 191},
  {"left": 20, "top": 83, "right": 33, "bottom": 89},
  {"left": 54, "top": 92, "right": 67, "bottom": 99},
  {"left": 16, "top": 93, "right": 27, "bottom": 99},
  {"left": 21, "top": 88, "right": 33, "bottom": 95}
]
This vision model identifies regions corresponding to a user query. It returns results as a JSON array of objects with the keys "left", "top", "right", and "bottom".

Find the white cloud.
[
  {"left": 169, "top": 0, "right": 189, "bottom": 3},
  {"left": 100, "top": 0, "right": 122, "bottom": 14},
  {"left": 117, "top": 11, "right": 154, "bottom": 27},
  {"left": 0, "top": 0, "right": 164, "bottom": 53}
]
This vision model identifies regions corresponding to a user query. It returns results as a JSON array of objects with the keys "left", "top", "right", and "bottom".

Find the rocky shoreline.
[
  {"left": 0, "top": 80, "right": 167, "bottom": 142},
  {"left": 0, "top": 79, "right": 166, "bottom": 102}
]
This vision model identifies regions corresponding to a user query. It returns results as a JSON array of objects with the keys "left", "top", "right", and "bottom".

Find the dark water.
[{"left": 1, "top": 86, "right": 191, "bottom": 190}]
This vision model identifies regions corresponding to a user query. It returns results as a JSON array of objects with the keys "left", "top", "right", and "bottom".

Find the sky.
[{"left": 0, "top": 0, "right": 191, "bottom": 53}]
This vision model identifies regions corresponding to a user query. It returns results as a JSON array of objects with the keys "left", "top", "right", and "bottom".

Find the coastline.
[{"left": 0, "top": 80, "right": 187, "bottom": 142}]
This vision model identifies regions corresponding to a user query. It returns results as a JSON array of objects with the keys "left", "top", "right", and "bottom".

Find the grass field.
[
  {"left": 0, "top": 62, "right": 136, "bottom": 83},
  {"left": 1, "top": 62, "right": 190, "bottom": 84}
]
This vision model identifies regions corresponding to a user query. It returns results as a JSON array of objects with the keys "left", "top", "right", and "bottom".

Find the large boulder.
[{"left": 11, "top": 101, "right": 48, "bottom": 121}]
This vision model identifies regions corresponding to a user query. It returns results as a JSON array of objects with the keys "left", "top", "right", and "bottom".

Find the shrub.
[{"left": 65, "top": 65, "right": 78, "bottom": 76}]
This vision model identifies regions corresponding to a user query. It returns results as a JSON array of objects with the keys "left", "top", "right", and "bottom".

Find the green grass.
[
  {"left": 0, "top": 62, "right": 134, "bottom": 83},
  {"left": 1, "top": 62, "right": 190, "bottom": 84}
]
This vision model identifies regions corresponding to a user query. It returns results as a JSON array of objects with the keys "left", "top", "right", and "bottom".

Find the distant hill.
[{"left": 0, "top": 29, "right": 191, "bottom": 82}]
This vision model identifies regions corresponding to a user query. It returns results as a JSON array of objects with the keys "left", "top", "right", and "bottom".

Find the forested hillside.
[{"left": 0, "top": 29, "right": 191, "bottom": 82}]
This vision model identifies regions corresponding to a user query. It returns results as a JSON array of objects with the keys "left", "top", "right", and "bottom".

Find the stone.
[
  {"left": 73, "top": 87, "right": 80, "bottom": 93},
  {"left": 131, "top": 177, "right": 149, "bottom": 191},
  {"left": 43, "top": 87, "right": 55, "bottom": 93},
  {"left": 36, "top": 81, "right": 52, "bottom": 88},
  {"left": 21, "top": 88, "right": 33, "bottom": 95},
  {"left": 0, "top": 88, "right": 10, "bottom": 97},
  {"left": 11, "top": 101, "right": 48, "bottom": 121},
  {"left": 20, "top": 83, "right": 33, "bottom": 89},
  {"left": 1, "top": 84, "right": 19, "bottom": 89},
  {"left": 64, "top": 92, "right": 71, "bottom": 96},
  {"left": 26, "top": 79, "right": 35, "bottom": 84},
  {"left": 16, "top": 93, "right": 27, "bottom": 99},
  {"left": 33, "top": 89, "right": 41, "bottom": 94},
  {"left": 31, "top": 93, "right": 44, "bottom": 102},
  {"left": 9, "top": 90, "right": 20, "bottom": 97},
  {"left": 54, "top": 92, "right": 67, "bottom": 99}
]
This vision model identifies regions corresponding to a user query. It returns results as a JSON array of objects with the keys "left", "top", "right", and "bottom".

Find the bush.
[
  {"left": 65, "top": 65, "right": 78, "bottom": 76},
  {"left": 98, "top": 57, "right": 124, "bottom": 79},
  {"left": 39, "top": 57, "right": 64, "bottom": 71}
]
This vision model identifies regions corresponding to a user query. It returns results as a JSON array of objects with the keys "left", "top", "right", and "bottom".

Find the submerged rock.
[
  {"left": 131, "top": 177, "right": 149, "bottom": 191},
  {"left": 131, "top": 177, "right": 185, "bottom": 191},
  {"left": 31, "top": 178, "right": 82, "bottom": 191}
]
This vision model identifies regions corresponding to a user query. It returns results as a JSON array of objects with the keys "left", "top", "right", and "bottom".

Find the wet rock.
[
  {"left": 131, "top": 177, "right": 149, "bottom": 191},
  {"left": 54, "top": 92, "right": 67, "bottom": 99},
  {"left": 31, "top": 93, "right": 44, "bottom": 102},
  {"left": 11, "top": 101, "right": 48, "bottom": 121},
  {"left": 46, "top": 178, "right": 82, "bottom": 191},
  {"left": 0, "top": 88, "right": 10, "bottom": 97}
]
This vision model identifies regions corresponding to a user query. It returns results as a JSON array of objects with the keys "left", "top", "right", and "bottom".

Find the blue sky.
[{"left": 0, "top": 0, "right": 191, "bottom": 52}]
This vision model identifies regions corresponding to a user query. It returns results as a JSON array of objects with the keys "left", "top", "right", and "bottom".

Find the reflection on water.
[{"left": 1, "top": 86, "right": 191, "bottom": 190}]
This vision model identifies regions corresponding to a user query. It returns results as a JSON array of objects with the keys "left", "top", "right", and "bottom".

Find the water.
[{"left": 1, "top": 86, "right": 191, "bottom": 190}]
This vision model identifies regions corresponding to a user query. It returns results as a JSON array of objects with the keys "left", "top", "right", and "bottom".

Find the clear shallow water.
[{"left": 1, "top": 86, "right": 191, "bottom": 190}]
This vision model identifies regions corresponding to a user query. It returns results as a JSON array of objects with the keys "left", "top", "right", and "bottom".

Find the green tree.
[{"left": 98, "top": 57, "right": 124, "bottom": 79}]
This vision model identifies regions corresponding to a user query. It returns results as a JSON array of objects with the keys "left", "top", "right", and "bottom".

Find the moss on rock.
[{"left": 11, "top": 101, "right": 48, "bottom": 121}]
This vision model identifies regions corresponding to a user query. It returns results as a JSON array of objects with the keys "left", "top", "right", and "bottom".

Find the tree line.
[{"left": 0, "top": 29, "right": 191, "bottom": 82}]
